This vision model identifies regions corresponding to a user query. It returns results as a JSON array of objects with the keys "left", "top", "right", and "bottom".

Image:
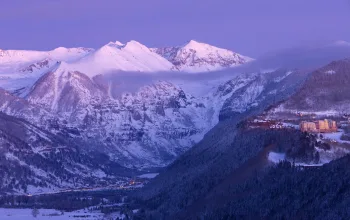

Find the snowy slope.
[
  {"left": 66, "top": 40, "right": 175, "bottom": 77},
  {"left": 0, "top": 47, "right": 93, "bottom": 95},
  {"left": 0, "top": 41, "right": 176, "bottom": 94},
  {"left": 0, "top": 40, "right": 253, "bottom": 95},
  {"left": 152, "top": 40, "right": 253, "bottom": 72},
  {"left": 22, "top": 64, "right": 309, "bottom": 168},
  {"left": 27, "top": 62, "right": 107, "bottom": 112},
  {"left": 27, "top": 74, "right": 213, "bottom": 167},
  {"left": 0, "top": 47, "right": 93, "bottom": 66}
]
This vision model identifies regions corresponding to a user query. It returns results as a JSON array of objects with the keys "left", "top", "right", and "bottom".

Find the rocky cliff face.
[
  {"left": 26, "top": 65, "right": 213, "bottom": 167},
  {"left": 17, "top": 65, "right": 306, "bottom": 169}
]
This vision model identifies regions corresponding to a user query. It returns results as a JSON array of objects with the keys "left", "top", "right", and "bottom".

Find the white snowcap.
[
  {"left": 115, "top": 41, "right": 124, "bottom": 46},
  {"left": 124, "top": 40, "right": 150, "bottom": 51}
]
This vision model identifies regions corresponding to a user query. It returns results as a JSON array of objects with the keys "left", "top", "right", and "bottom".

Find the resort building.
[{"left": 300, "top": 119, "right": 337, "bottom": 133}]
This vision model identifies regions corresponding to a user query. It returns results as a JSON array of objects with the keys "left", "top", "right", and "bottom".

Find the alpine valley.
[
  {"left": 1, "top": 38, "right": 350, "bottom": 206},
  {"left": 0, "top": 40, "right": 257, "bottom": 194}
]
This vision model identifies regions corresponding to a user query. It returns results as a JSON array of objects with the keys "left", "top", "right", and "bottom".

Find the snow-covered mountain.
[
  {"left": 1, "top": 40, "right": 252, "bottom": 95},
  {"left": 151, "top": 40, "right": 253, "bottom": 72},
  {"left": 65, "top": 41, "right": 176, "bottom": 77},
  {"left": 27, "top": 62, "right": 107, "bottom": 113},
  {"left": 0, "top": 47, "right": 94, "bottom": 96},
  {"left": 15, "top": 65, "right": 306, "bottom": 169},
  {"left": 0, "top": 47, "right": 306, "bottom": 169},
  {"left": 26, "top": 70, "right": 213, "bottom": 167},
  {"left": 1, "top": 39, "right": 350, "bottom": 194},
  {"left": 0, "top": 47, "right": 93, "bottom": 65}
]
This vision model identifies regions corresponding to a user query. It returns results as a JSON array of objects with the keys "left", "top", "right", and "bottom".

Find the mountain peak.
[
  {"left": 52, "top": 46, "right": 68, "bottom": 52},
  {"left": 184, "top": 39, "right": 202, "bottom": 47},
  {"left": 62, "top": 40, "right": 174, "bottom": 77},
  {"left": 115, "top": 41, "right": 124, "bottom": 46},
  {"left": 104, "top": 40, "right": 149, "bottom": 51},
  {"left": 182, "top": 40, "right": 220, "bottom": 52},
  {"left": 152, "top": 41, "right": 253, "bottom": 72},
  {"left": 124, "top": 40, "right": 149, "bottom": 51},
  {"left": 183, "top": 40, "right": 231, "bottom": 51},
  {"left": 106, "top": 40, "right": 125, "bottom": 48}
]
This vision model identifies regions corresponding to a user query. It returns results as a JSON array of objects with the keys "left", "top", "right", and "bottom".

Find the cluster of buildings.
[
  {"left": 300, "top": 119, "right": 337, "bottom": 133},
  {"left": 249, "top": 119, "right": 284, "bottom": 129},
  {"left": 249, "top": 118, "right": 302, "bottom": 130}
]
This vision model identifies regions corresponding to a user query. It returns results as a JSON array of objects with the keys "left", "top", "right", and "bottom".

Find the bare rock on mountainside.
[{"left": 151, "top": 40, "right": 253, "bottom": 72}]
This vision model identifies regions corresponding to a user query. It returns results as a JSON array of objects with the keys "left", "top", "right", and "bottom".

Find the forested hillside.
[
  {"left": 133, "top": 127, "right": 323, "bottom": 219},
  {"left": 200, "top": 155, "right": 350, "bottom": 220}
]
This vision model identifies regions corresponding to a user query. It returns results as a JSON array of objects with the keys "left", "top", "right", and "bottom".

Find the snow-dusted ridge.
[
  {"left": 43, "top": 39, "right": 253, "bottom": 78},
  {"left": 0, "top": 46, "right": 94, "bottom": 65},
  {"left": 0, "top": 40, "right": 252, "bottom": 94},
  {"left": 65, "top": 40, "right": 176, "bottom": 77},
  {"left": 151, "top": 40, "right": 254, "bottom": 72},
  {"left": 0, "top": 46, "right": 94, "bottom": 96}
]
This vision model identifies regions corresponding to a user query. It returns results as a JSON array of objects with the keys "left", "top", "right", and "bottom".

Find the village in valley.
[
  {"left": 247, "top": 110, "right": 350, "bottom": 136},
  {"left": 245, "top": 110, "right": 350, "bottom": 165}
]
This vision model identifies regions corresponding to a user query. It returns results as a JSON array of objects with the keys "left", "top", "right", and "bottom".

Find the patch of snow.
[
  {"left": 138, "top": 173, "right": 159, "bottom": 179},
  {"left": 273, "top": 71, "right": 293, "bottom": 82},
  {"left": 325, "top": 70, "right": 336, "bottom": 75},
  {"left": 268, "top": 152, "right": 286, "bottom": 163},
  {"left": 259, "top": 68, "right": 277, "bottom": 74},
  {"left": 268, "top": 152, "right": 329, "bottom": 167},
  {"left": 281, "top": 122, "right": 299, "bottom": 129},
  {"left": 5, "top": 153, "right": 27, "bottom": 166},
  {"left": 0, "top": 208, "right": 124, "bottom": 219},
  {"left": 273, "top": 108, "right": 341, "bottom": 117},
  {"left": 294, "top": 162, "right": 324, "bottom": 167},
  {"left": 322, "top": 130, "right": 350, "bottom": 144},
  {"left": 91, "top": 169, "right": 107, "bottom": 178}
]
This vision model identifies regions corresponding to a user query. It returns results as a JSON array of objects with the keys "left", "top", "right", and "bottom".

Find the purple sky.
[{"left": 1, "top": 0, "right": 350, "bottom": 57}]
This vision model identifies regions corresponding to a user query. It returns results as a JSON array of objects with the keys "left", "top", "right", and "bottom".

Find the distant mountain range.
[{"left": 0, "top": 40, "right": 252, "bottom": 95}]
